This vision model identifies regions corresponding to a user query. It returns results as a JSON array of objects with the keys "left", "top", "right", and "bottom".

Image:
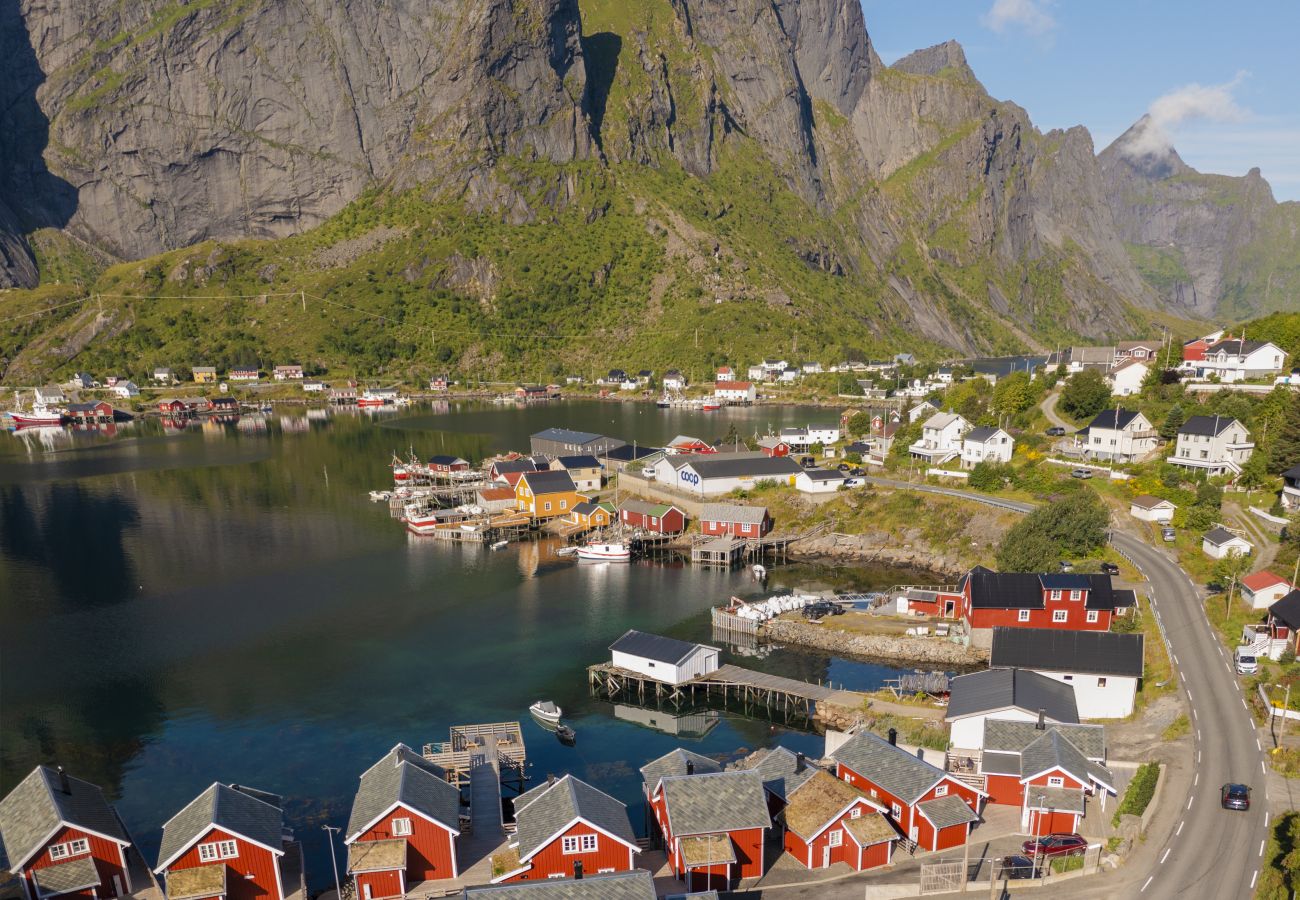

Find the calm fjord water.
[{"left": 0, "top": 401, "right": 929, "bottom": 886}]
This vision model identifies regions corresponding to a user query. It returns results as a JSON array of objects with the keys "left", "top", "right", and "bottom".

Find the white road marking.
[
  {"left": 1252, "top": 870, "right": 1259, "bottom": 889},
  {"left": 1243, "top": 698, "right": 1250, "bottom": 710},
  {"left": 1160, "top": 848, "right": 1171, "bottom": 864},
  {"left": 1194, "top": 773, "right": 1199, "bottom": 786},
  {"left": 1176, "top": 820, "right": 1184, "bottom": 836},
  {"left": 1187, "top": 796, "right": 1194, "bottom": 810},
  {"left": 1260, "top": 839, "right": 1266, "bottom": 856},
  {"left": 1265, "top": 812, "right": 1270, "bottom": 827},
  {"left": 1261, "top": 760, "right": 1267, "bottom": 774},
  {"left": 1141, "top": 876, "right": 1154, "bottom": 892},
  {"left": 1197, "top": 751, "right": 1201, "bottom": 763},
  {"left": 1257, "top": 738, "right": 1263, "bottom": 751},
  {"left": 1171, "top": 653, "right": 1178, "bottom": 665},
  {"left": 1187, "top": 689, "right": 1194, "bottom": 702}
]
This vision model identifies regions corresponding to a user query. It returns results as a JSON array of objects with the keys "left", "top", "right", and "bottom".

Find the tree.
[
  {"left": 1213, "top": 551, "right": 1253, "bottom": 621},
  {"left": 993, "top": 371, "right": 1036, "bottom": 416},
  {"left": 1059, "top": 369, "right": 1112, "bottom": 419},
  {"left": 1269, "top": 392, "right": 1300, "bottom": 472},
  {"left": 1159, "top": 404, "right": 1186, "bottom": 441},
  {"left": 969, "top": 461, "right": 1011, "bottom": 492},
  {"left": 847, "top": 411, "right": 873, "bottom": 435},
  {"left": 995, "top": 491, "right": 1110, "bottom": 571}
]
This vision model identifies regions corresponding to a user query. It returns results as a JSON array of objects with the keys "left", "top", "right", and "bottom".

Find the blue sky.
[{"left": 861, "top": 0, "right": 1300, "bottom": 200}]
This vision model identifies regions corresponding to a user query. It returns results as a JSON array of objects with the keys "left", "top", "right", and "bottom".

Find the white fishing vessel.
[
  {"left": 529, "top": 700, "right": 562, "bottom": 726},
  {"left": 577, "top": 541, "right": 631, "bottom": 562}
]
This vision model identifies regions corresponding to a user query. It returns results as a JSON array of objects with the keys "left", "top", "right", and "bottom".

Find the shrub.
[
  {"left": 1111, "top": 762, "right": 1160, "bottom": 826},
  {"left": 995, "top": 490, "right": 1109, "bottom": 572}
]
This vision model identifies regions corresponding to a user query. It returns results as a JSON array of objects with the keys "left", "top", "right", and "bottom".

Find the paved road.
[
  {"left": 858, "top": 475, "right": 1272, "bottom": 899},
  {"left": 1041, "top": 390, "right": 1072, "bottom": 430}
]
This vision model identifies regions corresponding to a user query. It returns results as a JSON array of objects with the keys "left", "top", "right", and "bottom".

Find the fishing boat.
[
  {"left": 577, "top": 542, "right": 631, "bottom": 562},
  {"left": 701, "top": 400, "right": 720, "bottom": 411},
  {"left": 752, "top": 564, "right": 767, "bottom": 580},
  {"left": 529, "top": 700, "right": 562, "bottom": 726},
  {"left": 392, "top": 455, "right": 412, "bottom": 483},
  {"left": 555, "top": 546, "right": 579, "bottom": 558},
  {"left": 403, "top": 503, "right": 446, "bottom": 535},
  {"left": 555, "top": 724, "right": 576, "bottom": 745},
  {"left": 656, "top": 395, "right": 672, "bottom": 408},
  {"left": 358, "top": 390, "right": 389, "bottom": 407},
  {"left": 490, "top": 539, "right": 509, "bottom": 550},
  {"left": 369, "top": 490, "right": 392, "bottom": 502},
  {"left": 7, "top": 404, "right": 64, "bottom": 427}
]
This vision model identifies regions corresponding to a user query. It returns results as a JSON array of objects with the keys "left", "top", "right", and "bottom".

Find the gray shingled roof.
[
  {"left": 945, "top": 669, "right": 1079, "bottom": 724},
  {"left": 511, "top": 776, "right": 635, "bottom": 862},
  {"left": 915, "top": 795, "right": 979, "bottom": 829},
  {"left": 981, "top": 721, "right": 1107, "bottom": 761},
  {"left": 1023, "top": 786, "right": 1084, "bottom": 814},
  {"left": 346, "top": 744, "right": 460, "bottom": 841},
  {"left": 660, "top": 772, "right": 771, "bottom": 836},
  {"left": 463, "top": 870, "right": 656, "bottom": 899},
  {"left": 531, "top": 428, "right": 605, "bottom": 446},
  {"left": 31, "top": 856, "right": 101, "bottom": 895},
  {"left": 1022, "top": 730, "right": 1093, "bottom": 782},
  {"left": 739, "top": 747, "right": 819, "bottom": 801},
  {"left": 157, "top": 784, "right": 283, "bottom": 869},
  {"left": 990, "top": 628, "right": 1145, "bottom": 678},
  {"left": 640, "top": 749, "right": 722, "bottom": 789},
  {"left": 979, "top": 752, "right": 1022, "bottom": 776},
  {"left": 830, "top": 732, "right": 948, "bottom": 806},
  {"left": 1204, "top": 526, "right": 1246, "bottom": 547},
  {"left": 0, "top": 766, "right": 127, "bottom": 869},
  {"left": 700, "top": 503, "right": 767, "bottom": 525}
]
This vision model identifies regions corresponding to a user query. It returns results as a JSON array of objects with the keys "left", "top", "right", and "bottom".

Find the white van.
[{"left": 1234, "top": 647, "right": 1259, "bottom": 675}]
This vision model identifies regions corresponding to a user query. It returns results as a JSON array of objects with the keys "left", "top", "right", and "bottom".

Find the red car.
[{"left": 1021, "top": 833, "right": 1087, "bottom": 858}]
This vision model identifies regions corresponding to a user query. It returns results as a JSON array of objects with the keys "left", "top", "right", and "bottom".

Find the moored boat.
[
  {"left": 576, "top": 542, "right": 631, "bottom": 562},
  {"left": 7, "top": 404, "right": 64, "bottom": 427},
  {"left": 556, "top": 724, "right": 576, "bottom": 745},
  {"left": 702, "top": 401, "right": 720, "bottom": 411},
  {"left": 358, "top": 391, "right": 389, "bottom": 407},
  {"left": 529, "top": 700, "right": 562, "bottom": 726}
]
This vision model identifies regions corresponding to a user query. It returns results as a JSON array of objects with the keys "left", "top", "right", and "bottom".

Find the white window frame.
[
  {"left": 66, "top": 839, "right": 89, "bottom": 857},
  {"left": 199, "top": 840, "right": 239, "bottom": 863},
  {"left": 1053, "top": 610, "right": 1068, "bottom": 623},
  {"left": 1086, "top": 610, "right": 1100, "bottom": 623},
  {"left": 392, "top": 817, "right": 412, "bottom": 836},
  {"left": 562, "top": 836, "right": 581, "bottom": 855},
  {"left": 1049, "top": 590, "right": 1062, "bottom": 601},
  {"left": 48, "top": 844, "right": 69, "bottom": 861},
  {"left": 1047, "top": 776, "right": 1065, "bottom": 788},
  {"left": 934, "top": 785, "right": 948, "bottom": 797},
  {"left": 580, "top": 834, "right": 598, "bottom": 852},
  {"left": 828, "top": 830, "right": 843, "bottom": 848},
  {"left": 849, "top": 807, "right": 862, "bottom": 819},
  {"left": 890, "top": 802, "right": 902, "bottom": 818},
  {"left": 1018, "top": 609, "right": 1031, "bottom": 623},
  {"left": 1069, "top": 590, "right": 1081, "bottom": 601}
]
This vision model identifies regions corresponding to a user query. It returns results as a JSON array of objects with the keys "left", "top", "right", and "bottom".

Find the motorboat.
[
  {"left": 752, "top": 564, "right": 767, "bottom": 580},
  {"left": 556, "top": 724, "right": 576, "bottom": 745},
  {"left": 7, "top": 404, "right": 64, "bottom": 427},
  {"left": 490, "top": 540, "right": 509, "bottom": 550},
  {"left": 702, "top": 401, "right": 720, "bottom": 411},
  {"left": 555, "top": 546, "right": 579, "bottom": 558},
  {"left": 577, "top": 542, "right": 631, "bottom": 562},
  {"left": 529, "top": 700, "right": 562, "bottom": 726}
]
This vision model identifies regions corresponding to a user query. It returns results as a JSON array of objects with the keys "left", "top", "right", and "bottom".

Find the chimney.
[
  {"left": 887, "top": 728, "right": 897, "bottom": 746},
  {"left": 573, "top": 860, "right": 583, "bottom": 880},
  {"left": 56, "top": 766, "right": 71, "bottom": 794},
  {"left": 1036, "top": 709, "right": 1046, "bottom": 731},
  {"left": 686, "top": 761, "right": 695, "bottom": 776},
  {"left": 795, "top": 752, "right": 806, "bottom": 773},
  {"left": 547, "top": 774, "right": 556, "bottom": 787}
]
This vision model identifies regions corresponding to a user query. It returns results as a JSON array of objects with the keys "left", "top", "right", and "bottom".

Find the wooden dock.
[{"left": 423, "top": 722, "right": 526, "bottom": 790}]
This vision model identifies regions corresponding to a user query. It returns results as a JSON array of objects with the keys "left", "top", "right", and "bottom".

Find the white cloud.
[
  {"left": 982, "top": 0, "right": 1056, "bottom": 36},
  {"left": 1119, "top": 72, "right": 1251, "bottom": 159}
]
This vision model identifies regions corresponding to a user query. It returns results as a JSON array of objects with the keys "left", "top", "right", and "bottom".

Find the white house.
[
  {"left": 801, "top": 362, "right": 824, "bottom": 374},
  {"left": 781, "top": 424, "right": 841, "bottom": 449},
  {"left": 747, "top": 364, "right": 766, "bottom": 381},
  {"left": 110, "top": 381, "right": 140, "bottom": 399},
  {"left": 778, "top": 367, "right": 800, "bottom": 383},
  {"left": 1076, "top": 409, "right": 1157, "bottom": 463},
  {"left": 908, "top": 399, "right": 939, "bottom": 423},
  {"left": 1114, "top": 340, "right": 1163, "bottom": 364},
  {"left": 961, "top": 426, "right": 1013, "bottom": 469},
  {"left": 662, "top": 370, "right": 687, "bottom": 391},
  {"left": 944, "top": 668, "right": 1080, "bottom": 752},
  {"left": 1168, "top": 416, "right": 1254, "bottom": 478},
  {"left": 716, "top": 366, "right": 735, "bottom": 382},
  {"left": 989, "top": 628, "right": 1143, "bottom": 720},
  {"left": 1191, "top": 339, "right": 1287, "bottom": 382},
  {"left": 34, "top": 385, "right": 67, "bottom": 405},
  {"left": 1202, "top": 527, "right": 1253, "bottom": 559},
  {"left": 714, "top": 381, "right": 757, "bottom": 403},
  {"left": 1106, "top": 359, "right": 1148, "bottom": 397},
  {"left": 273, "top": 364, "right": 304, "bottom": 381},
  {"left": 1283, "top": 465, "right": 1300, "bottom": 512},
  {"left": 1129, "top": 495, "right": 1176, "bottom": 523},
  {"left": 619, "top": 378, "right": 640, "bottom": 391},
  {"left": 651, "top": 451, "right": 801, "bottom": 496},
  {"left": 151, "top": 367, "right": 175, "bottom": 385},
  {"left": 762, "top": 358, "right": 788, "bottom": 375},
  {"left": 1241, "top": 571, "right": 1293, "bottom": 611},
  {"left": 909, "top": 412, "right": 970, "bottom": 464},
  {"left": 609, "top": 630, "right": 719, "bottom": 686},
  {"left": 795, "top": 468, "right": 848, "bottom": 494},
  {"left": 303, "top": 379, "right": 326, "bottom": 393}
]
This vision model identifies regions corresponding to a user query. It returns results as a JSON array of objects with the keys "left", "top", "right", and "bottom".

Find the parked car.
[
  {"left": 1058, "top": 560, "right": 1074, "bottom": 572},
  {"left": 1234, "top": 648, "right": 1258, "bottom": 675},
  {"left": 802, "top": 601, "right": 845, "bottom": 619},
  {"left": 1070, "top": 468, "right": 1093, "bottom": 479},
  {"left": 837, "top": 462, "right": 851, "bottom": 471},
  {"left": 849, "top": 467, "right": 866, "bottom": 476},
  {"left": 1046, "top": 426, "right": 1067, "bottom": 437},
  {"left": 1100, "top": 562, "right": 1120, "bottom": 576},
  {"left": 1021, "top": 833, "right": 1087, "bottom": 858},
  {"left": 1000, "top": 855, "right": 1037, "bottom": 879},
  {"left": 842, "top": 478, "right": 861, "bottom": 487},
  {"left": 1161, "top": 527, "right": 1176, "bottom": 542},
  {"left": 1221, "top": 783, "right": 1251, "bottom": 811},
  {"left": 799, "top": 456, "right": 817, "bottom": 468}
]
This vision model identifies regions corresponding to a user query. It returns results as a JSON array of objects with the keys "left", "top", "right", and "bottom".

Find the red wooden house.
[
  {"left": 831, "top": 731, "right": 984, "bottom": 852},
  {"left": 958, "top": 568, "right": 1134, "bottom": 634},
  {"left": 646, "top": 769, "right": 770, "bottom": 892},
  {"left": 666, "top": 436, "right": 716, "bottom": 456},
  {"left": 490, "top": 458, "right": 538, "bottom": 488},
  {"left": 208, "top": 397, "right": 239, "bottom": 413},
  {"left": 779, "top": 770, "right": 896, "bottom": 871},
  {"left": 699, "top": 503, "right": 771, "bottom": 538},
  {"left": 0, "top": 766, "right": 137, "bottom": 900},
  {"left": 156, "top": 783, "right": 303, "bottom": 900},
  {"left": 491, "top": 776, "right": 638, "bottom": 884},
  {"left": 64, "top": 401, "right": 115, "bottom": 424},
  {"left": 345, "top": 744, "right": 461, "bottom": 897},
  {"left": 756, "top": 437, "right": 790, "bottom": 457},
  {"left": 158, "top": 399, "right": 191, "bottom": 415},
  {"left": 426, "top": 455, "right": 470, "bottom": 476},
  {"left": 618, "top": 500, "right": 686, "bottom": 535}
]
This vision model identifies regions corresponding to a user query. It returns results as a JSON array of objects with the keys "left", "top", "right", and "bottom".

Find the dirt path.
[{"left": 1223, "top": 500, "right": 1279, "bottom": 571}]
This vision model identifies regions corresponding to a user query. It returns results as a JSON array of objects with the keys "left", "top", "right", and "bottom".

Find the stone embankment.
[
  {"left": 765, "top": 618, "right": 987, "bottom": 667},
  {"left": 790, "top": 531, "right": 968, "bottom": 576}
]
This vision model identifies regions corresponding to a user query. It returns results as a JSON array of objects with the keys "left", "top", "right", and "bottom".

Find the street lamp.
[{"left": 322, "top": 825, "right": 343, "bottom": 900}]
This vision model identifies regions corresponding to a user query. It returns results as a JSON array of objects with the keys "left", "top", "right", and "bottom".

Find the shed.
[
  {"left": 1129, "top": 495, "right": 1176, "bottom": 523},
  {"left": 609, "top": 630, "right": 719, "bottom": 686},
  {"left": 1202, "top": 527, "right": 1252, "bottom": 559},
  {"left": 619, "top": 500, "right": 686, "bottom": 535}
]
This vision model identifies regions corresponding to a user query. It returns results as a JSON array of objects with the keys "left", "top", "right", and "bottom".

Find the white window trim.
[
  {"left": 1047, "top": 776, "right": 1065, "bottom": 788},
  {"left": 199, "top": 840, "right": 239, "bottom": 862},
  {"left": 934, "top": 785, "right": 948, "bottom": 797},
  {"left": 1053, "top": 610, "right": 1068, "bottom": 623},
  {"left": 562, "top": 836, "right": 582, "bottom": 855},
  {"left": 1049, "top": 590, "right": 1062, "bottom": 601},
  {"left": 1086, "top": 610, "right": 1100, "bottom": 623},
  {"left": 849, "top": 807, "right": 862, "bottom": 819},
  {"left": 828, "top": 830, "right": 843, "bottom": 847},
  {"left": 1018, "top": 609, "right": 1031, "bottom": 622},
  {"left": 392, "top": 817, "right": 412, "bottom": 837},
  {"left": 580, "top": 834, "right": 598, "bottom": 852}
]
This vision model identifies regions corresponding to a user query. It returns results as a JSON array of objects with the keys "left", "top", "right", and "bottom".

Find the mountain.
[
  {"left": 1099, "top": 116, "right": 1300, "bottom": 319},
  {"left": 0, "top": 0, "right": 1288, "bottom": 381}
]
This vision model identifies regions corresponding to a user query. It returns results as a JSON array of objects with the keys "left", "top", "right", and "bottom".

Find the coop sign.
[{"left": 680, "top": 470, "right": 701, "bottom": 487}]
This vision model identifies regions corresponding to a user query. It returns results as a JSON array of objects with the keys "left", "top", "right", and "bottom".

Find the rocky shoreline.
[
  {"left": 765, "top": 618, "right": 987, "bottom": 667},
  {"left": 789, "top": 531, "right": 970, "bottom": 578}
]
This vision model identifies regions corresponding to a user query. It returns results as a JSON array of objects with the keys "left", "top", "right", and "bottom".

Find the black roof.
[
  {"left": 1207, "top": 338, "right": 1269, "bottom": 355},
  {"left": 519, "top": 470, "right": 577, "bottom": 494},
  {"left": 1086, "top": 409, "right": 1143, "bottom": 431},
  {"left": 945, "top": 669, "right": 1079, "bottom": 723},
  {"left": 427, "top": 454, "right": 467, "bottom": 466},
  {"left": 603, "top": 444, "right": 660, "bottom": 462},
  {"left": 555, "top": 455, "right": 601, "bottom": 469},
  {"left": 686, "top": 453, "right": 803, "bottom": 480},
  {"left": 1179, "top": 415, "right": 1239, "bottom": 437},
  {"left": 990, "top": 627, "right": 1145, "bottom": 678},
  {"left": 610, "top": 630, "right": 711, "bottom": 665},
  {"left": 1269, "top": 590, "right": 1300, "bottom": 630},
  {"left": 493, "top": 459, "right": 537, "bottom": 474},
  {"left": 1280, "top": 464, "right": 1300, "bottom": 484},
  {"left": 962, "top": 568, "right": 1133, "bottom": 611}
]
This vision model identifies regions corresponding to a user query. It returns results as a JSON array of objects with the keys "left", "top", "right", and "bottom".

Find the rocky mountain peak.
[
  {"left": 1098, "top": 114, "right": 1190, "bottom": 180},
  {"left": 891, "top": 40, "right": 977, "bottom": 83}
]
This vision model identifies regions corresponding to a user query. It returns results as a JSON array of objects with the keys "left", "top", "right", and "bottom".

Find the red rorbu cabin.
[
  {"left": 647, "top": 768, "right": 770, "bottom": 892},
  {"left": 0, "top": 766, "right": 137, "bottom": 900},
  {"left": 155, "top": 783, "right": 303, "bottom": 900},
  {"left": 958, "top": 568, "right": 1135, "bottom": 635},
  {"left": 345, "top": 744, "right": 461, "bottom": 897},
  {"left": 490, "top": 775, "right": 638, "bottom": 884},
  {"left": 618, "top": 501, "right": 686, "bottom": 535},
  {"left": 699, "top": 503, "right": 771, "bottom": 538},
  {"left": 778, "top": 770, "right": 896, "bottom": 871}
]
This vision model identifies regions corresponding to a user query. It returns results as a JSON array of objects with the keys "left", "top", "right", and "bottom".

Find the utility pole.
[
  {"left": 301, "top": 289, "right": 306, "bottom": 311},
  {"left": 322, "top": 825, "right": 342, "bottom": 900}
]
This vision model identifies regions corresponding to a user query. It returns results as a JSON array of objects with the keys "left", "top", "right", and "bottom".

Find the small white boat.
[
  {"left": 369, "top": 490, "right": 391, "bottom": 502},
  {"left": 555, "top": 546, "right": 579, "bottom": 558},
  {"left": 490, "top": 540, "right": 509, "bottom": 550},
  {"left": 752, "top": 564, "right": 767, "bottom": 580},
  {"left": 529, "top": 700, "right": 562, "bottom": 725},
  {"left": 577, "top": 542, "right": 631, "bottom": 562}
]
